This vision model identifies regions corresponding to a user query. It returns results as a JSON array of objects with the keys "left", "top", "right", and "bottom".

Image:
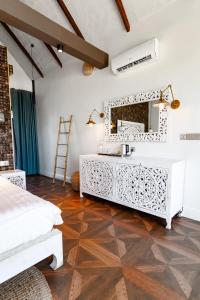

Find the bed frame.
[{"left": 0, "top": 229, "right": 63, "bottom": 284}]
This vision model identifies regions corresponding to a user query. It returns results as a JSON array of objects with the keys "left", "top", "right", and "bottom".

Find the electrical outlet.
[
  {"left": 0, "top": 112, "right": 5, "bottom": 123},
  {"left": 180, "top": 133, "right": 200, "bottom": 140},
  {"left": 0, "top": 161, "right": 9, "bottom": 167},
  {"left": 180, "top": 134, "right": 187, "bottom": 140}
]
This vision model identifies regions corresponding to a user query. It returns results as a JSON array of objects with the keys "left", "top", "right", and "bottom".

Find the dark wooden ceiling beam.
[
  {"left": 114, "top": 0, "right": 130, "bottom": 32},
  {"left": 44, "top": 42, "right": 62, "bottom": 68},
  {"left": 0, "top": 0, "right": 108, "bottom": 69},
  {"left": 1, "top": 22, "right": 44, "bottom": 78},
  {"left": 56, "top": 0, "right": 84, "bottom": 39}
]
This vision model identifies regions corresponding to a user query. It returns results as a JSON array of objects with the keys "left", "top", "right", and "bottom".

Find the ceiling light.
[
  {"left": 82, "top": 62, "right": 94, "bottom": 76},
  {"left": 57, "top": 44, "right": 63, "bottom": 53}
]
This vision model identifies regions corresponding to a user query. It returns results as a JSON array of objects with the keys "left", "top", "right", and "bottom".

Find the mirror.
[
  {"left": 110, "top": 101, "right": 159, "bottom": 135},
  {"left": 104, "top": 89, "right": 168, "bottom": 142}
]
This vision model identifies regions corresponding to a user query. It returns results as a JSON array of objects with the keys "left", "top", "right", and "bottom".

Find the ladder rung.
[
  {"left": 56, "top": 167, "right": 65, "bottom": 169},
  {"left": 61, "top": 121, "right": 70, "bottom": 123},
  {"left": 59, "top": 132, "right": 69, "bottom": 134},
  {"left": 56, "top": 155, "right": 67, "bottom": 157},
  {"left": 58, "top": 144, "right": 68, "bottom": 146}
]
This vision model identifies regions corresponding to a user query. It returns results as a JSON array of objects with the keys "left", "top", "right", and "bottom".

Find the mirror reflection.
[{"left": 110, "top": 100, "right": 159, "bottom": 134}]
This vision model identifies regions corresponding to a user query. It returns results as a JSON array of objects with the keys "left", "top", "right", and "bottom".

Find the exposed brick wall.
[{"left": 0, "top": 45, "right": 13, "bottom": 171}]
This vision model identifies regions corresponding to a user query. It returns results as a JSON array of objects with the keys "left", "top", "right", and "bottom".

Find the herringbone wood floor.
[{"left": 27, "top": 175, "right": 200, "bottom": 300}]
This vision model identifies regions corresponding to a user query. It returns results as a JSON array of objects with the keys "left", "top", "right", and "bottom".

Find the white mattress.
[{"left": 0, "top": 177, "right": 63, "bottom": 254}]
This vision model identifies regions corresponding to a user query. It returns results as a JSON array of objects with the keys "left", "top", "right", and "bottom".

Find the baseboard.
[
  {"left": 182, "top": 206, "right": 200, "bottom": 222},
  {"left": 39, "top": 169, "right": 71, "bottom": 183}
]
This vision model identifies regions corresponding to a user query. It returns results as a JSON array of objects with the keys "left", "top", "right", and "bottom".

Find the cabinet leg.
[
  {"left": 50, "top": 252, "right": 63, "bottom": 270},
  {"left": 176, "top": 207, "right": 183, "bottom": 217},
  {"left": 166, "top": 218, "right": 172, "bottom": 230}
]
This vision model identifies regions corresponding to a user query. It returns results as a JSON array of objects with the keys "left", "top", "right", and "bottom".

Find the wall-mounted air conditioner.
[{"left": 111, "top": 38, "right": 159, "bottom": 75}]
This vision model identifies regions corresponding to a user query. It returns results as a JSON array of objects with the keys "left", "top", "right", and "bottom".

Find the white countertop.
[
  {"left": 0, "top": 169, "right": 24, "bottom": 175},
  {"left": 80, "top": 154, "right": 185, "bottom": 168}
]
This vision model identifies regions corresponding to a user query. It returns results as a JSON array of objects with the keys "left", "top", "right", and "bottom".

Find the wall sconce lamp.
[
  {"left": 86, "top": 109, "right": 104, "bottom": 127},
  {"left": 57, "top": 44, "right": 64, "bottom": 53},
  {"left": 0, "top": 112, "right": 5, "bottom": 123},
  {"left": 153, "top": 84, "right": 181, "bottom": 109}
]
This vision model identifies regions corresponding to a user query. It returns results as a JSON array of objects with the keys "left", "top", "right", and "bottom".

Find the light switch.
[{"left": 180, "top": 133, "right": 200, "bottom": 140}]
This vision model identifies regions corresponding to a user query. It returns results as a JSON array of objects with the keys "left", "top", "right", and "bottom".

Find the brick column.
[{"left": 0, "top": 45, "right": 13, "bottom": 171}]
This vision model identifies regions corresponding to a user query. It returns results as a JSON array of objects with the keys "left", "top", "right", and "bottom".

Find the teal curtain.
[{"left": 11, "top": 88, "right": 39, "bottom": 175}]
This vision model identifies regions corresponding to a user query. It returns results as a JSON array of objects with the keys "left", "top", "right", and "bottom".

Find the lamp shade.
[
  {"left": 86, "top": 109, "right": 104, "bottom": 127},
  {"left": 86, "top": 117, "right": 96, "bottom": 127},
  {"left": 153, "top": 99, "right": 169, "bottom": 109},
  {"left": 82, "top": 63, "right": 94, "bottom": 76},
  {"left": 153, "top": 92, "right": 169, "bottom": 109}
]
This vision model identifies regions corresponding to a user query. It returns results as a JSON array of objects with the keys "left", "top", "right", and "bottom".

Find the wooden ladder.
[{"left": 53, "top": 115, "right": 72, "bottom": 186}]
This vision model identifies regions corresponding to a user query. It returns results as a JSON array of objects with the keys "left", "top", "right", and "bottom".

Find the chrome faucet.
[{"left": 121, "top": 145, "right": 136, "bottom": 157}]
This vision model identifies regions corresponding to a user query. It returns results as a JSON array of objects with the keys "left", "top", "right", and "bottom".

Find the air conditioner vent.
[
  {"left": 116, "top": 55, "right": 152, "bottom": 73},
  {"left": 111, "top": 39, "right": 159, "bottom": 75}
]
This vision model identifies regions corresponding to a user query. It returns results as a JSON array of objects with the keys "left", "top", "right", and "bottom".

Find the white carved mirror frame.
[{"left": 104, "top": 89, "right": 168, "bottom": 142}]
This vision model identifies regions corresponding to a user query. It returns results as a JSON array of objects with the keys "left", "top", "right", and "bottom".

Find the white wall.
[
  {"left": 35, "top": 0, "right": 200, "bottom": 221},
  {"left": 8, "top": 52, "right": 32, "bottom": 91},
  {"left": 0, "top": 42, "right": 32, "bottom": 91}
]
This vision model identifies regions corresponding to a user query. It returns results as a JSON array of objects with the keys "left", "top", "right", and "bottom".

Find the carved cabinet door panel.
[
  {"left": 6, "top": 175, "right": 25, "bottom": 189},
  {"left": 138, "top": 166, "right": 168, "bottom": 214},
  {"left": 116, "top": 163, "right": 168, "bottom": 214},
  {"left": 81, "top": 159, "right": 114, "bottom": 199},
  {"left": 0, "top": 171, "right": 26, "bottom": 190},
  {"left": 116, "top": 163, "right": 140, "bottom": 207}
]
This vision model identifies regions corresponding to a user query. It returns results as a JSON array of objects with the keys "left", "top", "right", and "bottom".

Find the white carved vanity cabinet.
[{"left": 80, "top": 155, "right": 185, "bottom": 229}]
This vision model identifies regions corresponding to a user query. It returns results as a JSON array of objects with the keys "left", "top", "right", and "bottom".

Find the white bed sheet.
[{"left": 0, "top": 177, "right": 63, "bottom": 254}]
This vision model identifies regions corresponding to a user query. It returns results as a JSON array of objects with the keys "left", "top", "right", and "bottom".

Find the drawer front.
[
  {"left": 81, "top": 159, "right": 114, "bottom": 199},
  {"left": 116, "top": 163, "right": 168, "bottom": 214}
]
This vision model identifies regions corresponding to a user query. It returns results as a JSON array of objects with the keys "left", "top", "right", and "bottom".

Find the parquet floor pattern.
[{"left": 27, "top": 175, "right": 200, "bottom": 300}]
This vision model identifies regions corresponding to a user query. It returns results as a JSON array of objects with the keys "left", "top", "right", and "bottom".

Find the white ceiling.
[{"left": 0, "top": 0, "right": 184, "bottom": 78}]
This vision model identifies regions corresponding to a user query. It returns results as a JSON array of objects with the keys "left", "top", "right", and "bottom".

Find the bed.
[{"left": 0, "top": 177, "right": 63, "bottom": 284}]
